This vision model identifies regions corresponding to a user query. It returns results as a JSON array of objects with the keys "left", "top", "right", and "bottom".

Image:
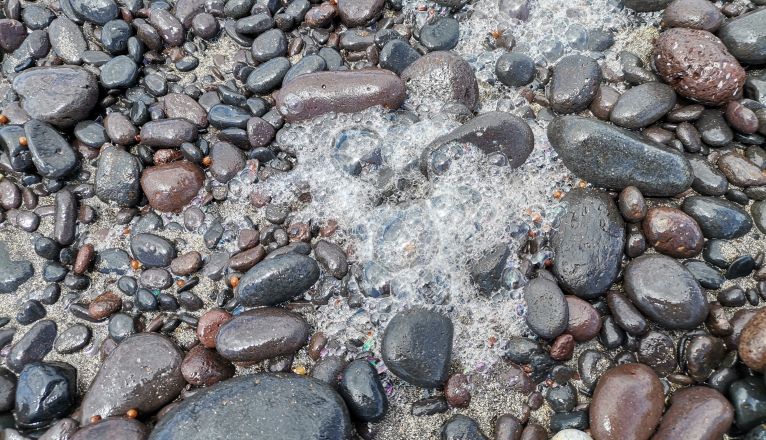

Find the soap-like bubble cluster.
[{"left": 254, "top": 107, "right": 570, "bottom": 371}]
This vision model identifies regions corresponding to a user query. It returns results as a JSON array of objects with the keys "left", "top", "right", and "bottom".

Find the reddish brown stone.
[
  {"left": 725, "top": 101, "right": 760, "bottom": 134},
  {"left": 170, "top": 251, "right": 202, "bottom": 276},
  {"left": 308, "top": 332, "right": 327, "bottom": 361},
  {"left": 739, "top": 308, "right": 766, "bottom": 372},
  {"left": 565, "top": 296, "right": 602, "bottom": 342},
  {"left": 643, "top": 207, "right": 704, "bottom": 258},
  {"left": 652, "top": 386, "right": 733, "bottom": 440},
  {"left": 590, "top": 363, "right": 665, "bottom": 440},
  {"left": 140, "top": 161, "right": 204, "bottom": 212},
  {"left": 88, "top": 292, "right": 122, "bottom": 320},
  {"left": 73, "top": 244, "right": 95, "bottom": 275},
  {"left": 153, "top": 149, "right": 183, "bottom": 164},
  {"left": 180, "top": 345, "right": 235, "bottom": 387},
  {"left": 549, "top": 334, "right": 575, "bottom": 361},
  {"left": 228, "top": 245, "right": 266, "bottom": 272},
  {"left": 275, "top": 70, "right": 406, "bottom": 122},
  {"left": 305, "top": 3, "right": 337, "bottom": 27},
  {"left": 196, "top": 308, "right": 232, "bottom": 348},
  {"left": 653, "top": 28, "right": 746, "bottom": 106},
  {"left": 718, "top": 153, "right": 766, "bottom": 187},
  {"left": 444, "top": 373, "right": 471, "bottom": 408},
  {"left": 662, "top": 0, "right": 724, "bottom": 32},
  {"left": 726, "top": 308, "right": 759, "bottom": 349}
]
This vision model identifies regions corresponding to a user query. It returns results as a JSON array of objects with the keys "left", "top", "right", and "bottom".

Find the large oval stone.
[
  {"left": 550, "top": 188, "right": 625, "bottom": 299},
  {"left": 275, "top": 70, "right": 406, "bottom": 122},
  {"left": 12, "top": 66, "right": 99, "bottom": 127},
  {"left": 140, "top": 161, "right": 204, "bottom": 212},
  {"left": 589, "top": 363, "right": 664, "bottom": 440},
  {"left": 79, "top": 333, "right": 185, "bottom": 424},
  {"left": 236, "top": 253, "right": 320, "bottom": 306},
  {"left": 381, "top": 307, "right": 453, "bottom": 388},
  {"left": 653, "top": 28, "right": 746, "bottom": 105},
  {"left": 681, "top": 196, "right": 752, "bottom": 239},
  {"left": 547, "top": 116, "right": 693, "bottom": 196},
  {"left": 652, "top": 386, "right": 733, "bottom": 440},
  {"left": 623, "top": 254, "right": 709, "bottom": 330},
  {"left": 215, "top": 308, "right": 309, "bottom": 363},
  {"left": 718, "top": 8, "right": 766, "bottom": 65},
  {"left": 149, "top": 374, "right": 352, "bottom": 440}
]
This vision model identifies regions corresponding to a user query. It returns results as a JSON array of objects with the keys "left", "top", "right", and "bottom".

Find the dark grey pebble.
[
  {"left": 251, "top": 28, "right": 287, "bottom": 62},
  {"left": 215, "top": 307, "right": 309, "bottom": 363},
  {"left": 150, "top": 374, "right": 352, "bottom": 440},
  {"left": 130, "top": 233, "right": 176, "bottom": 268},
  {"left": 95, "top": 145, "right": 142, "bottom": 207},
  {"left": 623, "top": 254, "right": 709, "bottom": 329},
  {"left": 48, "top": 17, "right": 87, "bottom": 64},
  {"left": 685, "top": 260, "right": 725, "bottom": 289},
  {"left": 523, "top": 275, "right": 568, "bottom": 339},
  {"left": 70, "top": 0, "right": 118, "bottom": 25},
  {"left": 24, "top": 119, "right": 78, "bottom": 179},
  {"left": 440, "top": 415, "right": 489, "bottom": 440},
  {"left": 550, "top": 188, "right": 625, "bottom": 299},
  {"left": 245, "top": 57, "right": 291, "bottom": 94},
  {"left": 6, "top": 320, "right": 57, "bottom": 373},
  {"left": 15, "top": 362, "right": 76, "bottom": 427},
  {"left": 139, "top": 118, "right": 197, "bottom": 148},
  {"left": 718, "top": 8, "right": 766, "bottom": 65},
  {"left": 339, "top": 359, "right": 388, "bottom": 422},
  {"left": 610, "top": 82, "right": 676, "bottom": 129},
  {"left": 379, "top": 40, "right": 420, "bottom": 76},
  {"left": 495, "top": 52, "right": 535, "bottom": 87},
  {"left": 548, "top": 54, "right": 602, "bottom": 114},
  {"left": 209, "top": 141, "right": 245, "bottom": 183},
  {"left": 682, "top": 196, "right": 752, "bottom": 239},
  {"left": 381, "top": 307, "right": 453, "bottom": 388},
  {"left": 53, "top": 188, "right": 77, "bottom": 246},
  {"left": 236, "top": 253, "right": 320, "bottom": 306},
  {"left": 419, "top": 17, "right": 459, "bottom": 51},
  {"left": 101, "top": 19, "right": 132, "bottom": 53},
  {"left": 54, "top": 325, "right": 91, "bottom": 354},
  {"left": 99, "top": 55, "right": 139, "bottom": 89},
  {"left": 0, "top": 241, "right": 33, "bottom": 294}
]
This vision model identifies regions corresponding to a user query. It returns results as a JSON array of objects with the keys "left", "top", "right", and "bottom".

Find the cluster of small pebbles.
[{"left": 0, "top": 0, "right": 765, "bottom": 438}]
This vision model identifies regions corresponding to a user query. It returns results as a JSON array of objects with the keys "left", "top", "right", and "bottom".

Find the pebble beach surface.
[{"left": 1, "top": 0, "right": 766, "bottom": 439}]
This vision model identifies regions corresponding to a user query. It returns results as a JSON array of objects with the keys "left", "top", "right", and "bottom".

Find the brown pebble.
[
  {"left": 643, "top": 206, "right": 704, "bottom": 258},
  {"left": 444, "top": 373, "right": 471, "bottom": 408},
  {"left": 228, "top": 245, "right": 266, "bottom": 272},
  {"left": 169, "top": 251, "right": 202, "bottom": 276},
  {"left": 652, "top": 386, "right": 733, "bottom": 440},
  {"left": 565, "top": 296, "right": 602, "bottom": 342},
  {"left": 88, "top": 292, "right": 122, "bottom": 320},
  {"left": 308, "top": 332, "right": 328, "bottom": 361},
  {"left": 196, "top": 308, "right": 232, "bottom": 348},
  {"left": 725, "top": 100, "right": 760, "bottom": 134},
  {"left": 140, "top": 161, "right": 205, "bottom": 213},
  {"left": 180, "top": 345, "right": 235, "bottom": 387},
  {"left": 73, "top": 244, "right": 95, "bottom": 275},
  {"left": 549, "top": 334, "right": 575, "bottom": 361},
  {"left": 738, "top": 307, "right": 766, "bottom": 372},
  {"left": 618, "top": 186, "right": 646, "bottom": 222},
  {"left": 589, "top": 363, "right": 664, "bottom": 440}
]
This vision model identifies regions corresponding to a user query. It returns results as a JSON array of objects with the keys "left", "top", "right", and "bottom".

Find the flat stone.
[
  {"left": 140, "top": 161, "right": 204, "bottom": 212},
  {"left": 25, "top": 119, "right": 78, "bottom": 179},
  {"left": 547, "top": 116, "right": 693, "bottom": 196},
  {"left": 548, "top": 54, "right": 602, "bottom": 114},
  {"left": 276, "top": 70, "right": 406, "bottom": 122},
  {"left": 215, "top": 307, "right": 309, "bottom": 363},
  {"left": 523, "top": 275, "right": 569, "bottom": 340},
  {"left": 623, "top": 254, "right": 709, "bottom": 329},
  {"left": 610, "top": 82, "right": 676, "bottom": 129},
  {"left": 681, "top": 196, "right": 752, "bottom": 239},
  {"left": 95, "top": 146, "right": 142, "bottom": 207},
  {"left": 401, "top": 51, "right": 479, "bottom": 111},
  {"left": 80, "top": 333, "right": 184, "bottom": 424},
  {"left": 718, "top": 7, "right": 766, "bottom": 65},
  {"left": 48, "top": 17, "right": 87, "bottom": 64},
  {"left": 12, "top": 66, "right": 99, "bottom": 127},
  {"left": 149, "top": 374, "right": 352, "bottom": 440},
  {"left": 139, "top": 118, "right": 197, "bottom": 148},
  {"left": 550, "top": 188, "right": 625, "bottom": 299},
  {"left": 236, "top": 254, "right": 320, "bottom": 306}
]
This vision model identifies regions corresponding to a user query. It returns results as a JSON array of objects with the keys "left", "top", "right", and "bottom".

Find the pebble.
[
  {"left": 140, "top": 161, "right": 205, "bottom": 212},
  {"left": 7, "top": 320, "right": 57, "bottom": 373},
  {"left": 610, "top": 82, "right": 676, "bottom": 129},
  {"left": 0, "top": 241, "right": 34, "bottom": 294},
  {"left": 401, "top": 51, "right": 479, "bottom": 111},
  {"left": 15, "top": 362, "right": 76, "bottom": 427},
  {"left": 95, "top": 145, "right": 142, "bottom": 207},
  {"left": 622, "top": 0, "right": 672, "bottom": 11},
  {"left": 148, "top": 8, "right": 184, "bottom": 46},
  {"left": 276, "top": 70, "right": 406, "bottom": 122},
  {"left": 623, "top": 254, "right": 708, "bottom": 329},
  {"left": 718, "top": 153, "right": 766, "bottom": 187},
  {"left": 379, "top": 39, "right": 421, "bottom": 75},
  {"left": 565, "top": 296, "right": 601, "bottom": 341},
  {"left": 726, "top": 101, "right": 760, "bottom": 134},
  {"left": 180, "top": 345, "right": 235, "bottom": 387},
  {"left": 729, "top": 377, "right": 766, "bottom": 431},
  {"left": 754, "top": 201, "right": 766, "bottom": 234},
  {"left": 0, "top": 19, "right": 26, "bottom": 52},
  {"left": 251, "top": 28, "right": 287, "bottom": 62},
  {"left": 653, "top": 28, "right": 746, "bottom": 105},
  {"left": 739, "top": 308, "right": 766, "bottom": 372},
  {"left": 100, "top": 19, "right": 131, "bottom": 53},
  {"left": 607, "top": 291, "right": 647, "bottom": 336},
  {"left": 440, "top": 415, "right": 489, "bottom": 440},
  {"left": 523, "top": 275, "right": 569, "bottom": 340},
  {"left": 381, "top": 307, "right": 453, "bottom": 388},
  {"left": 643, "top": 206, "right": 703, "bottom": 258},
  {"left": 339, "top": 359, "right": 388, "bottom": 422},
  {"left": 547, "top": 116, "right": 693, "bottom": 196},
  {"left": 192, "top": 12, "right": 218, "bottom": 39},
  {"left": 163, "top": 93, "right": 208, "bottom": 127},
  {"left": 54, "top": 324, "right": 91, "bottom": 354},
  {"left": 139, "top": 118, "right": 197, "bottom": 148},
  {"left": 209, "top": 141, "right": 245, "bottom": 183},
  {"left": 215, "top": 307, "right": 309, "bottom": 363},
  {"left": 337, "top": 0, "right": 384, "bottom": 27},
  {"left": 652, "top": 386, "right": 732, "bottom": 439},
  {"left": 245, "top": 57, "right": 291, "bottom": 94},
  {"left": 419, "top": 17, "right": 459, "bottom": 51},
  {"left": 547, "top": 54, "right": 602, "bottom": 114},
  {"left": 196, "top": 308, "right": 231, "bottom": 348},
  {"left": 130, "top": 233, "right": 176, "bottom": 268},
  {"left": 718, "top": 8, "right": 766, "bottom": 65},
  {"left": 662, "top": 0, "right": 724, "bottom": 32},
  {"left": 236, "top": 253, "right": 320, "bottom": 306},
  {"left": 48, "top": 17, "right": 87, "bottom": 64},
  {"left": 88, "top": 291, "right": 121, "bottom": 320},
  {"left": 589, "top": 363, "right": 664, "bottom": 440},
  {"left": 79, "top": 333, "right": 184, "bottom": 424},
  {"left": 104, "top": 112, "right": 138, "bottom": 145},
  {"left": 550, "top": 188, "right": 625, "bottom": 299},
  {"left": 681, "top": 196, "right": 753, "bottom": 239},
  {"left": 495, "top": 52, "right": 536, "bottom": 87},
  {"left": 151, "top": 374, "right": 351, "bottom": 439},
  {"left": 25, "top": 119, "right": 78, "bottom": 179},
  {"left": 70, "top": 0, "right": 118, "bottom": 25},
  {"left": 53, "top": 188, "right": 77, "bottom": 246},
  {"left": 688, "top": 156, "right": 729, "bottom": 196},
  {"left": 13, "top": 66, "right": 98, "bottom": 127},
  {"left": 696, "top": 109, "right": 734, "bottom": 147}
]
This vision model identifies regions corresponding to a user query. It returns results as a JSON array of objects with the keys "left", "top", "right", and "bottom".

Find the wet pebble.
[{"left": 215, "top": 307, "right": 309, "bottom": 363}]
